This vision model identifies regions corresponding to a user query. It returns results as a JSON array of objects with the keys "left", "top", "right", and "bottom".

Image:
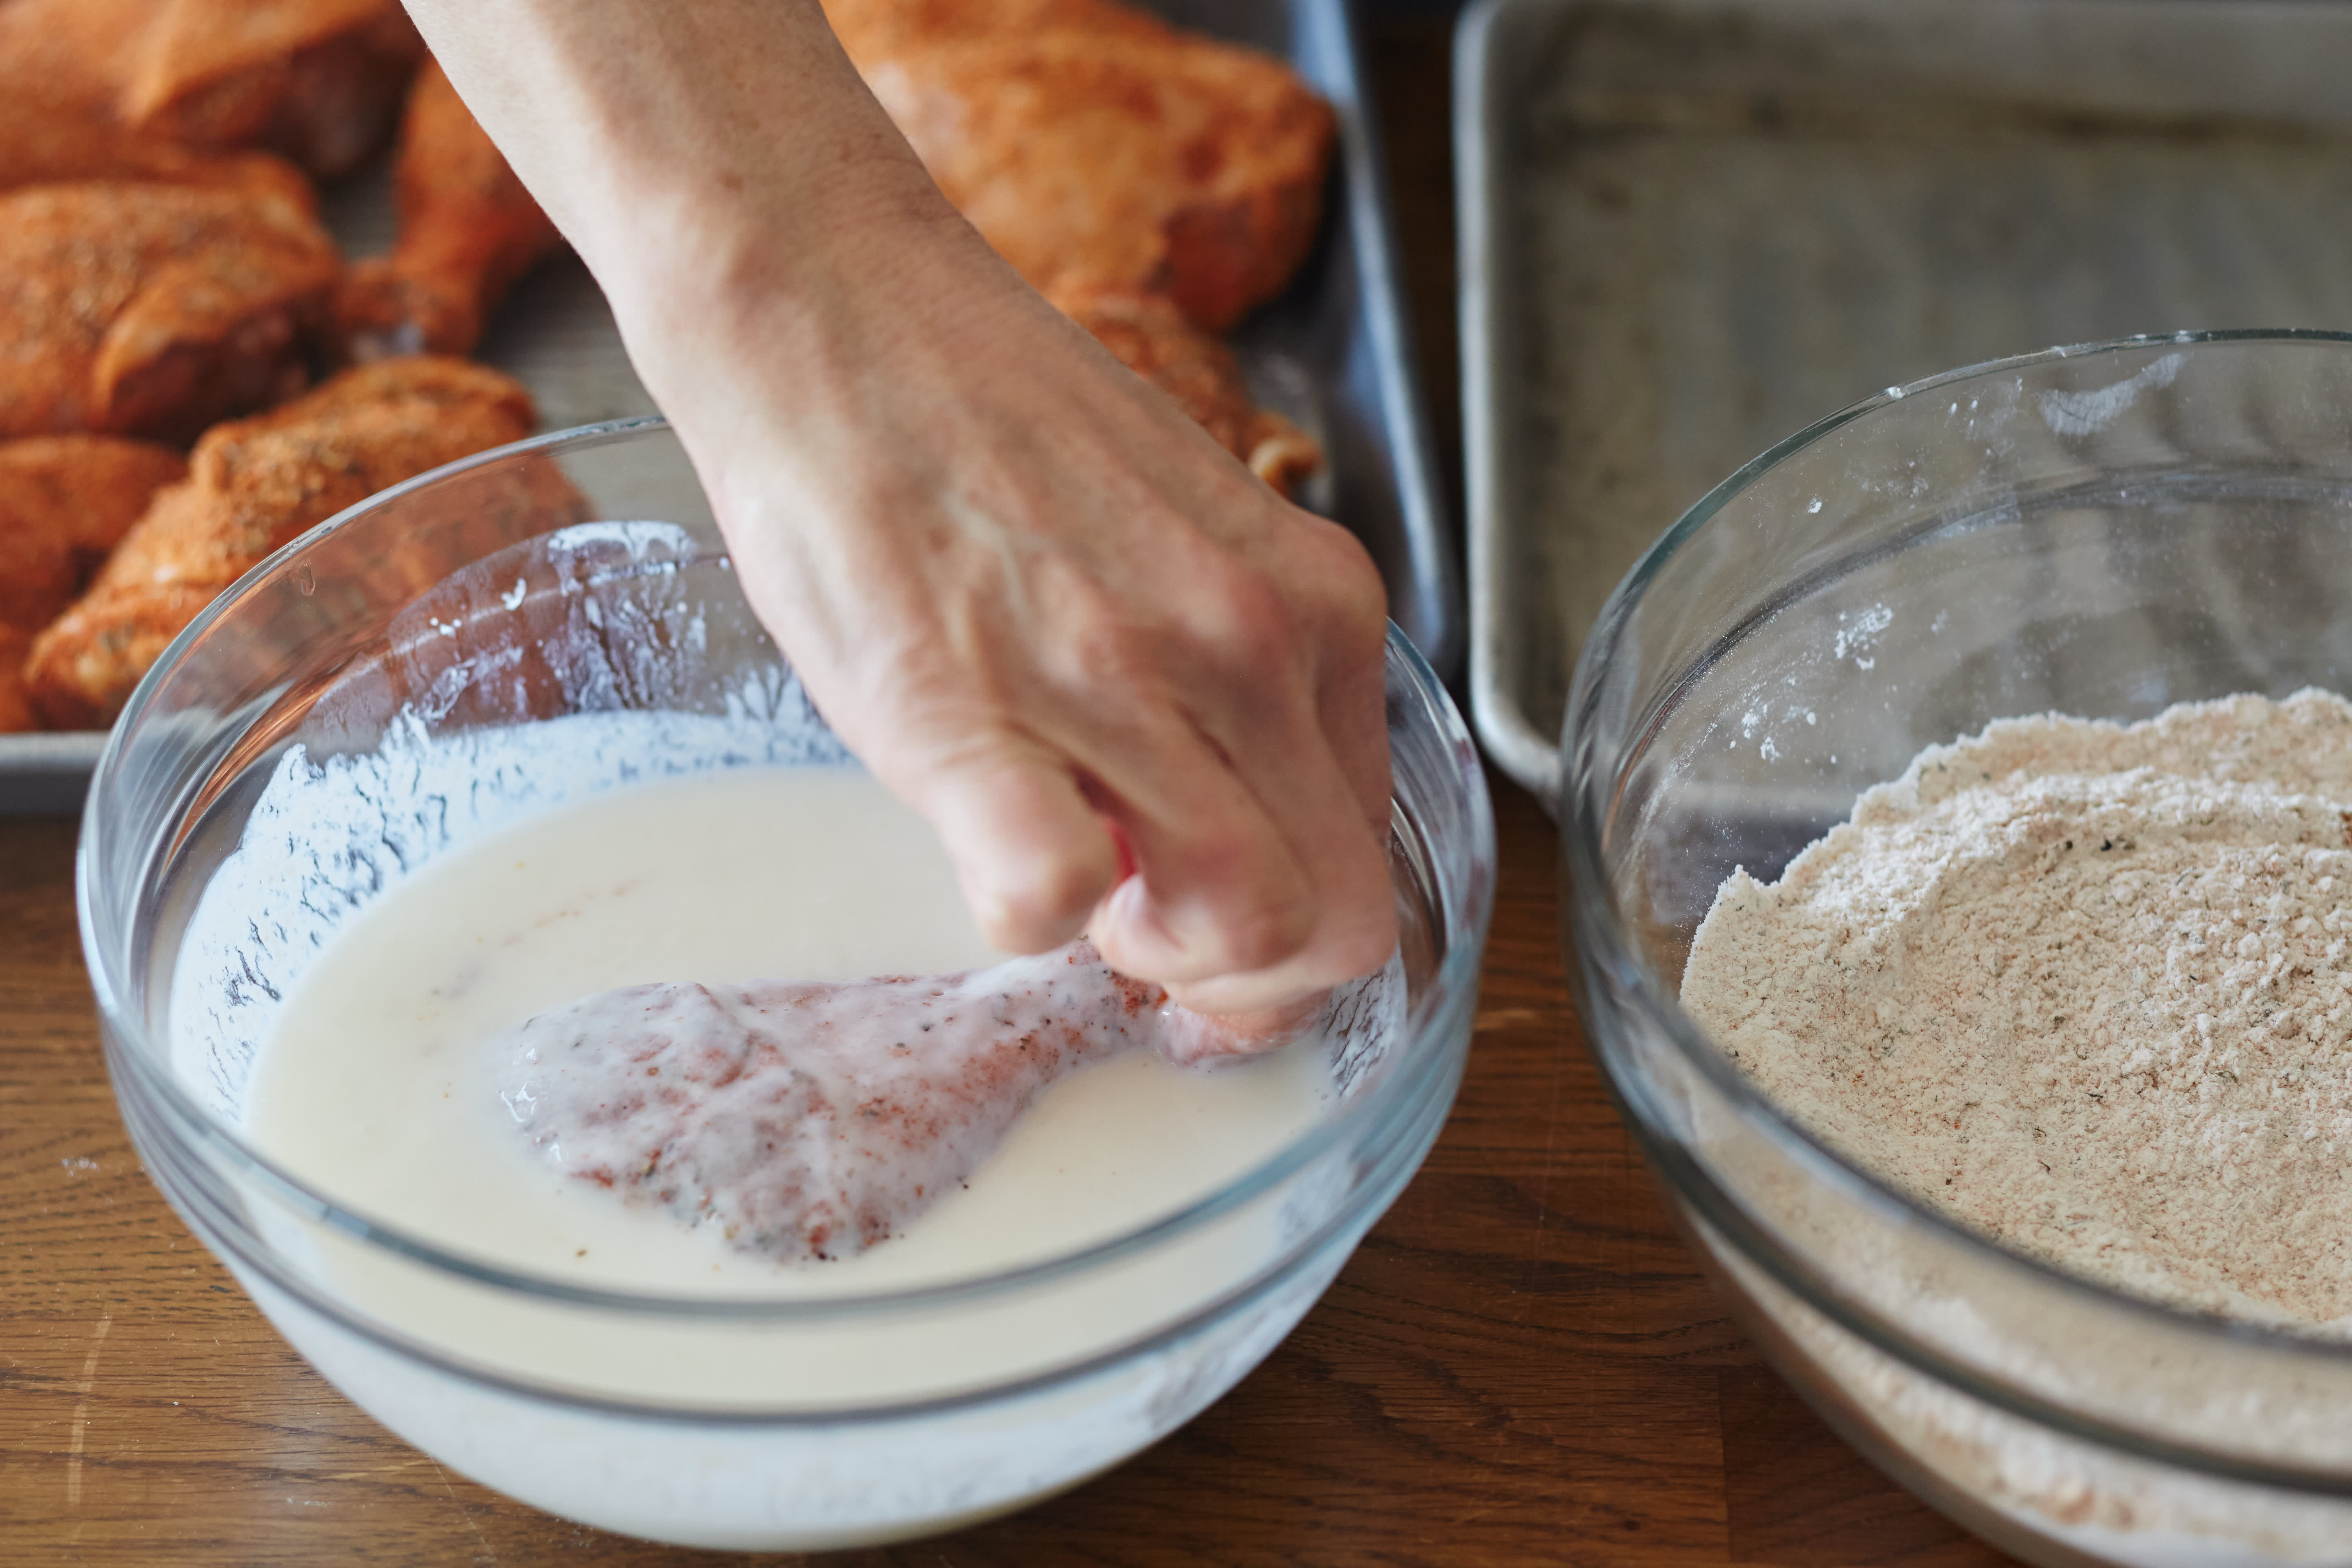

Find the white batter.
[{"left": 243, "top": 766, "right": 1331, "bottom": 1300}]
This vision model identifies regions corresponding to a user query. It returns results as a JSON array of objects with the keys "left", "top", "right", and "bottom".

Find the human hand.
[
  {"left": 397, "top": 0, "right": 1397, "bottom": 1017},
  {"left": 632, "top": 210, "right": 1397, "bottom": 1016}
]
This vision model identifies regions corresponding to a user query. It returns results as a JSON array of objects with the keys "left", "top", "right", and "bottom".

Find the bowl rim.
[
  {"left": 80, "top": 417, "right": 1497, "bottom": 1334},
  {"left": 1563, "top": 327, "right": 2352, "bottom": 1492}
]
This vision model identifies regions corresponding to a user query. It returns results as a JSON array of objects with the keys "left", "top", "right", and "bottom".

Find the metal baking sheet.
[
  {"left": 1, "top": 0, "right": 1454, "bottom": 812},
  {"left": 1460, "top": 0, "right": 2352, "bottom": 804}
]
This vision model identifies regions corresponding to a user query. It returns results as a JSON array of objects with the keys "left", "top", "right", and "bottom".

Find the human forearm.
[
  {"left": 395, "top": 0, "right": 954, "bottom": 329},
  {"left": 391, "top": 0, "right": 1399, "bottom": 1015}
]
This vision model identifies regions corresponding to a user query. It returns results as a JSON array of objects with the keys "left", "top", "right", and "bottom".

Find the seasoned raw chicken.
[
  {"left": 0, "top": 0, "right": 158, "bottom": 118},
  {"left": 494, "top": 939, "right": 1337, "bottom": 1261},
  {"left": 840, "top": 5, "right": 1334, "bottom": 330},
  {"left": 120, "top": 0, "right": 423, "bottom": 177},
  {"left": 0, "top": 624, "right": 34, "bottom": 733},
  {"left": 824, "top": 0, "right": 1163, "bottom": 63},
  {"left": 0, "top": 0, "right": 421, "bottom": 177},
  {"left": 0, "top": 89, "right": 316, "bottom": 205},
  {"left": 0, "top": 182, "right": 339, "bottom": 443},
  {"left": 0, "top": 435, "right": 187, "bottom": 629},
  {"left": 1050, "top": 283, "right": 1322, "bottom": 497},
  {"left": 24, "top": 357, "right": 535, "bottom": 728},
  {"left": 336, "top": 60, "right": 564, "bottom": 360}
]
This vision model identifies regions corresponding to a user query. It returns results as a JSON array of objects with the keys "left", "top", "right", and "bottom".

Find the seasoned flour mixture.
[{"left": 1682, "top": 689, "right": 2352, "bottom": 1327}]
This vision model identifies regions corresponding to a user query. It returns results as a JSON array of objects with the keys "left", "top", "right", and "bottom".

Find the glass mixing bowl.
[
  {"left": 1564, "top": 332, "right": 2352, "bottom": 1568},
  {"left": 80, "top": 419, "right": 1494, "bottom": 1551}
]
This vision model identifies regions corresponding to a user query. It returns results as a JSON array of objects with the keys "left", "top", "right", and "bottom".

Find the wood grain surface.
[
  {"left": 0, "top": 780, "right": 2022, "bottom": 1566},
  {"left": 0, "top": 14, "right": 2026, "bottom": 1566}
]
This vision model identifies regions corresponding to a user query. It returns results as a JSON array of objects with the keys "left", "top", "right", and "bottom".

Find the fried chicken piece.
[
  {"left": 336, "top": 60, "right": 564, "bottom": 360},
  {"left": 0, "top": 182, "right": 339, "bottom": 443},
  {"left": 847, "top": 12, "right": 1334, "bottom": 330},
  {"left": 1051, "top": 284, "right": 1322, "bottom": 498},
  {"left": 118, "top": 0, "right": 425, "bottom": 178},
  {"left": 25, "top": 357, "right": 536, "bottom": 728},
  {"left": 0, "top": 435, "right": 188, "bottom": 628}
]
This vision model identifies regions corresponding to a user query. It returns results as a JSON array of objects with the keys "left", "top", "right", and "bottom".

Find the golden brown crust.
[
  {"left": 335, "top": 60, "right": 564, "bottom": 360},
  {"left": 26, "top": 357, "right": 537, "bottom": 728},
  {"left": 0, "top": 435, "right": 188, "bottom": 627},
  {"left": 854, "top": 19, "right": 1334, "bottom": 331},
  {"left": 0, "top": 182, "right": 340, "bottom": 443},
  {"left": 1049, "top": 283, "right": 1323, "bottom": 498}
]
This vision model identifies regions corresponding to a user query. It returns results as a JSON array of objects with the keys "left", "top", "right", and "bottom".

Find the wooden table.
[
  {"left": 1, "top": 781, "right": 2020, "bottom": 1567},
  {"left": 0, "top": 13, "right": 2025, "bottom": 1566}
]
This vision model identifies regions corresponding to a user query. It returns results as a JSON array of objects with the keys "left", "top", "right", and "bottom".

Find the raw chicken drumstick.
[
  {"left": 23, "top": 357, "right": 536, "bottom": 729},
  {"left": 336, "top": 60, "right": 564, "bottom": 360},
  {"left": 497, "top": 939, "right": 1361, "bottom": 1262},
  {"left": 0, "top": 436, "right": 190, "bottom": 632},
  {"left": 835, "top": 2, "right": 1335, "bottom": 331},
  {"left": 1049, "top": 283, "right": 1323, "bottom": 498},
  {"left": 0, "top": 434, "right": 185, "bottom": 733},
  {"left": 0, "top": 182, "right": 340, "bottom": 443},
  {"left": 0, "top": 437, "right": 189, "bottom": 733}
]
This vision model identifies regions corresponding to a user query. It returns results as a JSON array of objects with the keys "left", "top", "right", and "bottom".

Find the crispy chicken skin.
[
  {"left": 336, "top": 60, "right": 564, "bottom": 360},
  {"left": 0, "top": 435, "right": 188, "bottom": 628},
  {"left": 842, "top": 8, "right": 1334, "bottom": 331},
  {"left": 1048, "top": 283, "right": 1322, "bottom": 498},
  {"left": 0, "top": 182, "right": 339, "bottom": 444},
  {"left": 24, "top": 357, "right": 535, "bottom": 728}
]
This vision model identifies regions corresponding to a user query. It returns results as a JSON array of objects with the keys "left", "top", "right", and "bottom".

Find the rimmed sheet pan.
[
  {"left": 1461, "top": 0, "right": 2352, "bottom": 805},
  {"left": 1, "top": 0, "right": 1454, "bottom": 813}
]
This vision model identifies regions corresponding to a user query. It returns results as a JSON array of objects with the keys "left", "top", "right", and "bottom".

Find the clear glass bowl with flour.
[
  {"left": 82, "top": 419, "right": 1493, "bottom": 1551},
  {"left": 1564, "top": 332, "right": 2352, "bottom": 1568}
]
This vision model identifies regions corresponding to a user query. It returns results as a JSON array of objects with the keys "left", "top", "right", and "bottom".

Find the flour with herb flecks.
[{"left": 1682, "top": 689, "right": 2352, "bottom": 1328}]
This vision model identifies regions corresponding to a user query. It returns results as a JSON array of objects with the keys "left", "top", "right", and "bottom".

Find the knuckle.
[{"left": 974, "top": 852, "right": 1100, "bottom": 952}]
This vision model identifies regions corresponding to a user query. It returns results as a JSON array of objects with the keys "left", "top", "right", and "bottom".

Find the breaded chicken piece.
[
  {"left": 0, "top": 0, "right": 421, "bottom": 178},
  {"left": 0, "top": 182, "right": 339, "bottom": 443},
  {"left": 1049, "top": 283, "right": 1322, "bottom": 498},
  {"left": 0, "top": 435, "right": 188, "bottom": 627},
  {"left": 849, "top": 15, "right": 1334, "bottom": 330},
  {"left": 336, "top": 60, "right": 564, "bottom": 360},
  {"left": 25, "top": 357, "right": 536, "bottom": 728},
  {"left": 119, "top": 0, "right": 424, "bottom": 177}
]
